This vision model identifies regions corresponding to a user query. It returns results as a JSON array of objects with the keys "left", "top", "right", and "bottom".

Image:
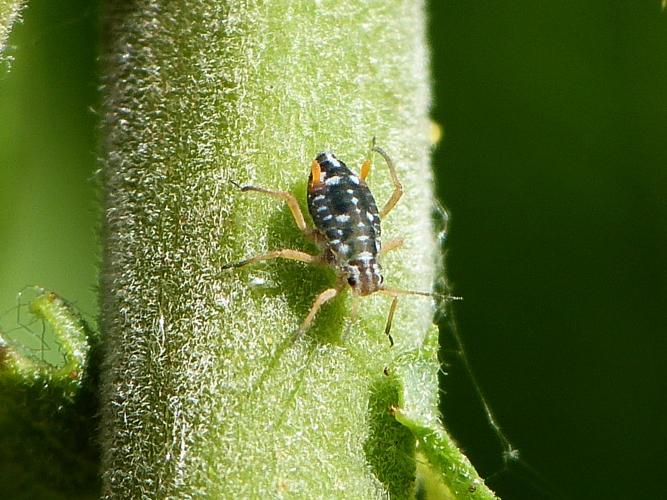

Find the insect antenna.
[{"left": 383, "top": 296, "right": 399, "bottom": 346}]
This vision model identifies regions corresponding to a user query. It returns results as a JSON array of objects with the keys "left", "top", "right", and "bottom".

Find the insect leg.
[
  {"left": 231, "top": 181, "right": 312, "bottom": 237},
  {"left": 383, "top": 295, "right": 399, "bottom": 346},
  {"left": 379, "top": 238, "right": 404, "bottom": 255},
  {"left": 222, "top": 249, "right": 321, "bottom": 270},
  {"left": 378, "top": 288, "right": 461, "bottom": 346},
  {"left": 297, "top": 286, "right": 341, "bottom": 335},
  {"left": 372, "top": 145, "right": 403, "bottom": 219}
]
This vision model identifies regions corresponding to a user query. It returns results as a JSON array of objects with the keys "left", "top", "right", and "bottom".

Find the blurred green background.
[
  {"left": 0, "top": 1, "right": 663, "bottom": 499},
  {"left": 0, "top": 1, "right": 98, "bottom": 344},
  {"left": 431, "top": 2, "right": 665, "bottom": 500}
]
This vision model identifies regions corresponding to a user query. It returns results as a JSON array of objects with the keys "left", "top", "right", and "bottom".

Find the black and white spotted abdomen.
[{"left": 307, "top": 152, "right": 383, "bottom": 295}]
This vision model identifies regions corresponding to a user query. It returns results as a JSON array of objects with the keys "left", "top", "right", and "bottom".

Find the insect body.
[
  {"left": 307, "top": 152, "right": 383, "bottom": 296},
  {"left": 224, "top": 142, "right": 431, "bottom": 344}
]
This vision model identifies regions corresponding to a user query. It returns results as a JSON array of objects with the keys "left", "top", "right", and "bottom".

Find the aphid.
[{"left": 223, "top": 141, "right": 434, "bottom": 345}]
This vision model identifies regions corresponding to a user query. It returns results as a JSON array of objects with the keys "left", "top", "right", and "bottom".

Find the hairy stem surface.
[{"left": 100, "top": 1, "right": 495, "bottom": 497}]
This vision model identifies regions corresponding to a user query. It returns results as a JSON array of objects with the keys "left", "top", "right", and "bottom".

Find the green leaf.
[
  {"left": 393, "top": 327, "right": 498, "bottom": 499},
  {"left": 0, "top": 287, "right": 100, "bottom": 498}
]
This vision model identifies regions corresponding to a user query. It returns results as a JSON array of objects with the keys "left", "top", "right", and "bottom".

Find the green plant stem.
[{"left": 100, "top": 1, "right": 496, "bottom": 497}]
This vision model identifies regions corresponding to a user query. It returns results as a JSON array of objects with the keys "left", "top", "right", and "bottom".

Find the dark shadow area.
[
  {"left": 0, "top": 318, "right": 101, "bottom": 499},
  {"left": 262, "top": 180, "right": 348, "bottom": 345}
]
